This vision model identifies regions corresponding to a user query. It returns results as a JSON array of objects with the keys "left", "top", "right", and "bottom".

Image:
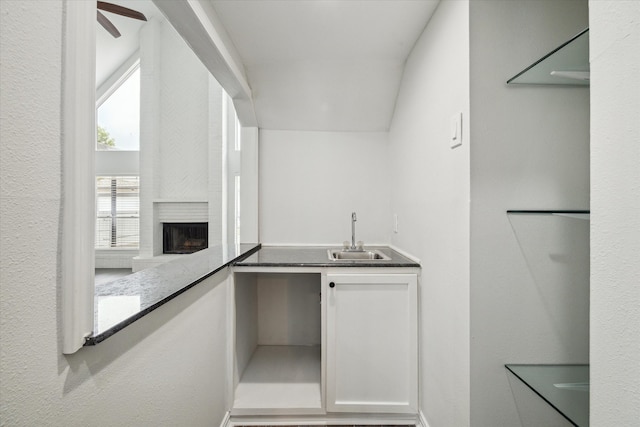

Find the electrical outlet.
[{"left": 393, "top": 214, "right": 398, "bottom": 233}]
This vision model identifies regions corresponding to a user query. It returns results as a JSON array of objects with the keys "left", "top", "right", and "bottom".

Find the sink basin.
[{"left": 327, "top": 249, "right": 391, "bottom": 261}]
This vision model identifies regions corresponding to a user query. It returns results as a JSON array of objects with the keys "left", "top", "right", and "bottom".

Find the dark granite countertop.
[
  {"left": 234, "top": 246, "right": 420, "bottom": 268},
  {"left": 87, "top": 244, "right": 418, "bottom": 346},
  {"left": 86, "top": 243, "right": 260, "bottom": 345}
]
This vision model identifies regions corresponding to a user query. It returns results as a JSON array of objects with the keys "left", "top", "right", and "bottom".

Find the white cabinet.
[{"left": 325, "top": 273, "right": 418, "bottom": 414}]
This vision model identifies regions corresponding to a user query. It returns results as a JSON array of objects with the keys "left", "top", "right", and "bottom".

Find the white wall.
[
  {"left": 259, "top": 130, "right": 390, "bottom": 245},
  {"left": 468, "top": 1, "right": 589, "bottom": 426},
  {"left": 257, "top": 273, "right": 321, "bottom": 346},
  {"left": 589, "top": 2, "right": 640, "bottom": 426},
  {"left": 0, "top": 2, "right": 229, "bottom": 425},
  {"left": 156, "top": 18, "right": 211, "bottom": 201},
  {"left": 388, "top": 1, "right": 470, "bottom": 426}
]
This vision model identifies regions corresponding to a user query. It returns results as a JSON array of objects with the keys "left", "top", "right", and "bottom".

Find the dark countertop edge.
[
  {"left": 84, "top": 244, "right": 261, "bottom": 346},
  {"left": 234, "top": 261, "right": 420, "bottom": 268},
  {"left": 505, "top": 363, "right": 589, "bottom": 367},
  {"left": 507, "top": 210, "right": 590, "bottom": 214}
]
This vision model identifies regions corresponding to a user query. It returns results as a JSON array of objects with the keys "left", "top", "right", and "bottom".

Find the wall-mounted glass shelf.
[
  {"left": 507, "top": 28, "right": 589, "bottom": 86},
  {"left": 507, "top": 210, "right": 590, "bottom": 220},
  {"left": 506, "top": 364, "right": 589, "bottom": 427}
]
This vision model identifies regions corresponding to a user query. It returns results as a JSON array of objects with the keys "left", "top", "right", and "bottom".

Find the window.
[
  {"left": 96, "top": 176, "right": 140, "bottom": 248},
  {"left": 95, "top": 59, "right": 140, "bottom": 249},
  {"left": 97, "top": 66, "right": 140, "bottom": 151},
  {"left": 234, "top": 174, "right": 241, "bottom": 246}
]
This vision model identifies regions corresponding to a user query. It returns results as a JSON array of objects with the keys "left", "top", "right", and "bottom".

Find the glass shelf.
[
  {"left": 507, "top": 28, "right": 589, "bottom": 85},
  {"left": 505, "top": 364, "right": 589, "bottom": 427},
  {"left": 507, "top": 210, "right": 590, "bottom": 220}
]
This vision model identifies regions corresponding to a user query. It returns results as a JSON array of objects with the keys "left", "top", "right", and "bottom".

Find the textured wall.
[
  {"left": 1, "top": 3, "right": 65, "bottom": 422},
  {"left": 468, "top": 1, "right": 590, "bottom": 426},
  {"left": 1, "top": 2, "right": 230, "bottom": 425},
  {"left": 388, "top": 1, "right": 471, "bottom": 426},
  {"left": 589, "top": 1, "right": 640, "bottom": 425}
]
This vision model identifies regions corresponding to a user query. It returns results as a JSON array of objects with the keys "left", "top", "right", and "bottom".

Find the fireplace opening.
[{"left": 163, "top": 223, "right": 208, "bottom": 254}]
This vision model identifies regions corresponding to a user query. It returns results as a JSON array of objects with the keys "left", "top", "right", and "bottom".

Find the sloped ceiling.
[
  {"left": 96, "top": 0, "right": 162, "bottom": 88},
  {"left": 210, "top": 0, "right": 439, "bottom": 131}
]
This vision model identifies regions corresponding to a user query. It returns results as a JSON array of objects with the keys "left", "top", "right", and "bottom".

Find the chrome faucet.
[
  {"left": 351, "top": 212, "right": 357, "bottom": 250},
  {"left": 342, "top": 212, "right": 364, "bottom": 251}
]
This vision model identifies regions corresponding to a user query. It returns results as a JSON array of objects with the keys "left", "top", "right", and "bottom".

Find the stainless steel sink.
[{"left": 327, "top": 249, "right": 391, "bottom": 261}]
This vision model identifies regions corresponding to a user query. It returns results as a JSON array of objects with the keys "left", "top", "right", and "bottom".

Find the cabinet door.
[{"left": 326, "top": 273, "right": 418, "bottom": 413}]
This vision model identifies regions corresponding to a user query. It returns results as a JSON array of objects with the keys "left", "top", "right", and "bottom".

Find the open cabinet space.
[{"left": 232, "top": 272, "right": 323, "bottom": 415}]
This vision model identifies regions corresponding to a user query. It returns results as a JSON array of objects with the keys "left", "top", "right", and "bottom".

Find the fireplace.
[{"left": 163, "top": 223, "right": 208, "bottom": 254}]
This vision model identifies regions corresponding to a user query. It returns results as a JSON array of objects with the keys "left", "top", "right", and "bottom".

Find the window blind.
[{"left": 96, "top": 176, "right": 140, "bottom": 248}]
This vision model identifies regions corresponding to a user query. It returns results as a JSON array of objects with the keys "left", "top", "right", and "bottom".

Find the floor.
[{"left": 95, "top": 268, "right": 132, "bottom": 286}]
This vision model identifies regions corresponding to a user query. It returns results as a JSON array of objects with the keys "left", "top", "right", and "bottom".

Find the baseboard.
[
  {"left": 227, "top": 413, "right": 419, "bottom": 426},
  {"left": 418, "top": 410, "right": 431, "bottom": 427}
]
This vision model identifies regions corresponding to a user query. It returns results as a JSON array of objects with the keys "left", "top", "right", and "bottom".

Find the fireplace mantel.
[{"left": 153, "top": 199, "right": 208, "bottom": 203}]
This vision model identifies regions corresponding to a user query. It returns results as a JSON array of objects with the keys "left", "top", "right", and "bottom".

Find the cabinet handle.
[{"left": 329, "top": 282, "right": 335, "bottom": 288}]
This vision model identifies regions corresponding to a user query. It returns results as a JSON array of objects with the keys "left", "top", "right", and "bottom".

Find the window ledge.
[{"left": 85, "top": 243, "right": 260, "bottom": 345}]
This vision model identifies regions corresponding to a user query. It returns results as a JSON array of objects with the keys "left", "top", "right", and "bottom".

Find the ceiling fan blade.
[
  {"left": 97, "top": 2, "right": 147, "bottom": 21},
  {"left": 97, "top": 10, "right": 121, "bottom": 38}
]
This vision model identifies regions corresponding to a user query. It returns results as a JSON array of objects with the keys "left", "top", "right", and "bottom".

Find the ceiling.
[
  {"left": 96, "top": 0, "right": 161, "bottom": 89},
  {"left": 97, "top": 1, "right": 440, "bottom": 132},
  {"left": 209, "top": 0, "right": 440, "bottom": 131}
]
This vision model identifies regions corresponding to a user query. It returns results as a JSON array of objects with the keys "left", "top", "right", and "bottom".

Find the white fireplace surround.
[{"left": 156, "top": 201, "right": 209, "bottom": 223}]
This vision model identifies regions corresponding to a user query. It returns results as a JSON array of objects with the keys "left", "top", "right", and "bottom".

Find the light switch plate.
[{"left": 450, "top": 112, "right": 462, "bottom": 148}]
